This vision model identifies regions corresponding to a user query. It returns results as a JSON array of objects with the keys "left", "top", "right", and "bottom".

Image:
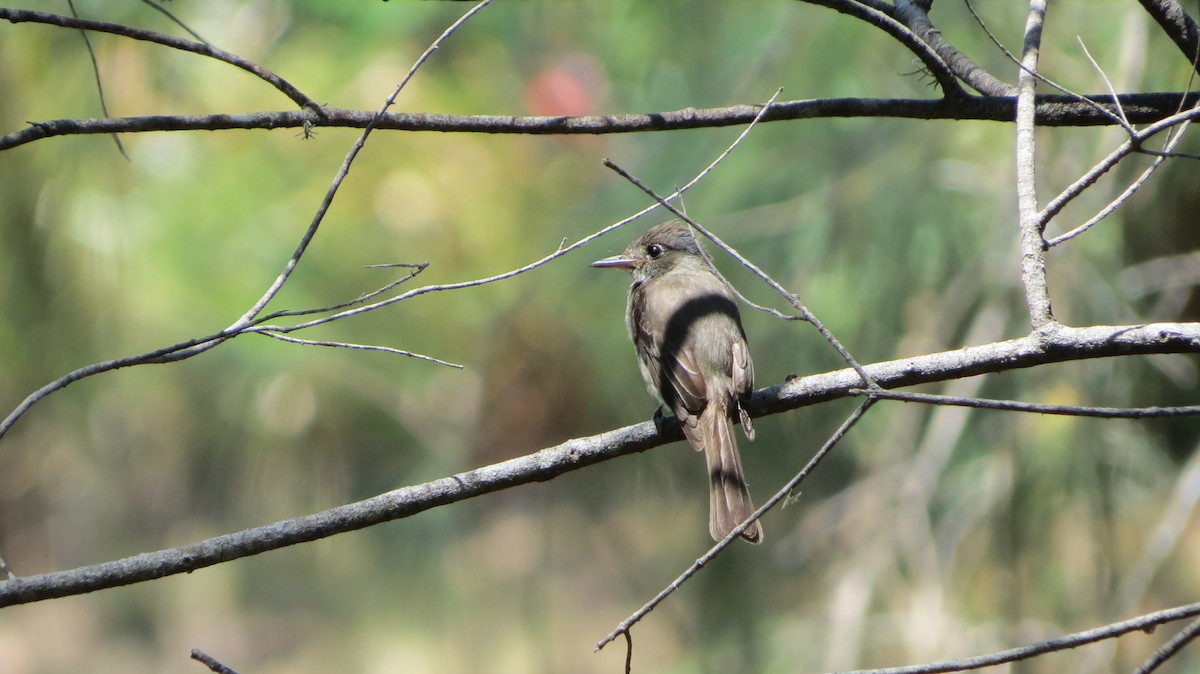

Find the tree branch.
[
  {"left": 1136, "top": 0, "right": 1200, "bottom": 74},
  {"left": 2, "top": 321, "right": 1198, "bottom": 607},
  {"left": 800, "top": 0, "right": 966, "bottom": 98},
  {"left": 0, "top": 8, "right": 322, "bottom": 113},
  {"left": 892, "top": 0, "right": 1017, "bottom": 96},
  {"left": 596, "top": 400, "right": 874, "bottom": 653},
  {"left": 1014, "top": 0, "right": 1054, "bottom": 329},
  {"left": 3, "top": 94, "right": 1199, "bottom": 152},
  {"left": 835, "top": 602, "right": 1200, "bottom": 674}
]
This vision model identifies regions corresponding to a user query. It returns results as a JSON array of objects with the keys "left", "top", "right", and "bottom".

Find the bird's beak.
[{"left": 591, "top": 255, "right": 637, "bottom": 269}]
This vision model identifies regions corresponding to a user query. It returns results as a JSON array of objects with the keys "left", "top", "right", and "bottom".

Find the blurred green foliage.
[{"left": 1, "top": 0, "right": 1199, "bottom": 672}]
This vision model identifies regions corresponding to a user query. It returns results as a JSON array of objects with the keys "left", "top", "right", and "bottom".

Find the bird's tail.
[{"left": 693, "top": 404, "right": 763, "bottom": 544}]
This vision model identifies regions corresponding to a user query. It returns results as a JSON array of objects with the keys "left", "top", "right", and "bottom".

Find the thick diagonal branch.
[
  {"left": 2, "top": 321, "right": 1198, "bottom": 607},
  {"left": 1136, "top": 0, "right": 1200, "bottom": 74}
]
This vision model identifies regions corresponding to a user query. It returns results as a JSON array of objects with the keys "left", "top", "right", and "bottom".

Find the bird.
[{"left": 593, "top": 221, "right": 763, "bottom": 543}]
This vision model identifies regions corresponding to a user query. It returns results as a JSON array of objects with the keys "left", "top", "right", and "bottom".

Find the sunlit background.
[{"left": 2, "top": 1, "right": 1199, "bottom": 672}]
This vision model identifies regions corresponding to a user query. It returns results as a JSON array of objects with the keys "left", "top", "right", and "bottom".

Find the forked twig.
[
  {"left": 0, "top": 74, "right": 778, "bottom": 443},
  {"left": 1131, "top": 617, "right": 1200, "bottom": 674},
  {"left": 232, "top": 0, "right": 493, "bottom": 327},
  {"left": 244, "top": 87, "right": 791, "bottom": 337},
  {"left": 595, "top": 399, "right": 874, "bottom": 653},
  {"left": 0, "top": 1, "right": 493, "bottom": 442},
  {"left": 1041, "top": 104, "right": 1200, "bottom": 244}
]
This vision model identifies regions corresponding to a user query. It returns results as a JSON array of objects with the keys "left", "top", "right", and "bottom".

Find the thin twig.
[
  {"left": 0, "top": 8, "right": 320, "bottom": 112},
  {"left": 139, "top": 0, "right": 210, "bottom": 45},
  {"left": 850, "top": 388, "right": 1200, "bottom": 418},
  {"left": 0, "top": 4, "right": 493, "bottom": 442},
  {"left": 0, "top": 52, "right": 769, "bottom": 443},
  {"left": 260, "top": 332, "right": 463, "bottom": 369},
  {"left": 834, "top": 602, "right": 1200, "bottom": 674},
  {"left": 962, "top": 0, "right": 1128, "bottom": 130},
  {"left": 1040, "top": 103, "right": 1200, "bottom": 241},
  {"left": 247, "top": 88, "right": 787, "bottom": 338},
  {"left": 1044, "top": 122, "right": 1189, "bottom": 246},
  {"left": 65, "top": 0, "right": 128, "bottom": 160},
  {"left": 623, "top": 631, "right": 633, "bottom": 674},
  {"left": 190, "top": 649, "right": 240, "bottom": 674},
  {"left": 1077, "top": 35, "right": 1130, "bottom": 129},
  {"left": 596, "top": 399, "right": 874, "bottom": 652},
  {"left": 258, "top": 263, "right": 429, "bottom": 321}
]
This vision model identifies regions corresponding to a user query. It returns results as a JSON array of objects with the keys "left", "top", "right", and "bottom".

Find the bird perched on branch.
[{"left": 593, "top": 221, "right": 762, "bottom": 543}]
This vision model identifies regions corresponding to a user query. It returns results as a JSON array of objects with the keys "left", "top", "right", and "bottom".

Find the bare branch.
[
  {"left": 260, "top": 332, "right": 463, "bottom": 369},
  {"left": 800, "top": 0, "right": 966, "bottom": 98},
  {"left": 754, "top": 322, "right": 1200, "bottom": 417},
  {"left": 596, "top": 399, "right": 874, "bottom": 653},
  {"left": 850, "top": 388, "right": 1200, "bottom": 419},
  {"left": 963, "top": 0, "right": 1129, "bottom": 129},
  {"left": 0, "top": 413, "right": 670, "bottom": 607},
  {"left": 1041, "top": 103, "right": 1200, "bottom": 243},
  {"left": 0, "top": 8, "right": 322, "bottom": 113},
  {"left": 1077, "top": 36, "right": 1131, "bottom": 129},
  {"left": 4, "top": 321, "right": 1199, "bottom": 606},
  {"left": 65, "top": 0, "right": 128, "bottom": 159},
  {"left": 1014, "top": 0, "right": 1055, "bottom": 329},
  {"left": 190, "top": 649, "right": 240, "bottom": 674},
  {"left": 231, "top": 0, "right": 493, "bottom": 328},
  {"left": 138, "top": 0, "right": 210, "bottom": 45},
  {"left": 834, "top": 602, "right": 1200, "bottom": 674},
  {"left": 893, "top": 0, "right": 1016, "bottom": 96},
  {"left": 0, "top": 2, "right": 494, "bottom": 443},
  {"left": 1136, "top": 0, "right": 1200, "bottom": 75},
  {"left": 247, "top": 88, "right": 784, "bottom": 337},
  {"left": 6, "top": 94, "right": 1200, "bottom": 152},
  {"left": 0, "top": 67, "right": 769, "bottom": 442},
  {"left": 1131, "top": 617, "right": 1200, "bottom": 674}
]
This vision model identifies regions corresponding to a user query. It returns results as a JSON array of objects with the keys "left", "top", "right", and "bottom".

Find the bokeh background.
[{"left": 2, "top": 1, "right": 1199, "bottom": 672}]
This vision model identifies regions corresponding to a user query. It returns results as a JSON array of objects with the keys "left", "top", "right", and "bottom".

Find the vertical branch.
[{"left": 1015, "top": 0, "right": 1055, "bottom": 329}]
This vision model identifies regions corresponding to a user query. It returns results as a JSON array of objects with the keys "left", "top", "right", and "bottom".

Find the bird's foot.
[{"left": 652, "top": 406, "right": 666, "bottom": 433}]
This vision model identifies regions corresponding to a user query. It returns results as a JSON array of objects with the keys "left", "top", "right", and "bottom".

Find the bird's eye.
[{"left": 646, "top": 244, "right": 664, "bottom": 259}]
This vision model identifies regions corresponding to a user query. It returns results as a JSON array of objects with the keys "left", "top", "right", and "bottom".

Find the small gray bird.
[{"left": 593, "top": 221, "right": 762, "bottom": 543}]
